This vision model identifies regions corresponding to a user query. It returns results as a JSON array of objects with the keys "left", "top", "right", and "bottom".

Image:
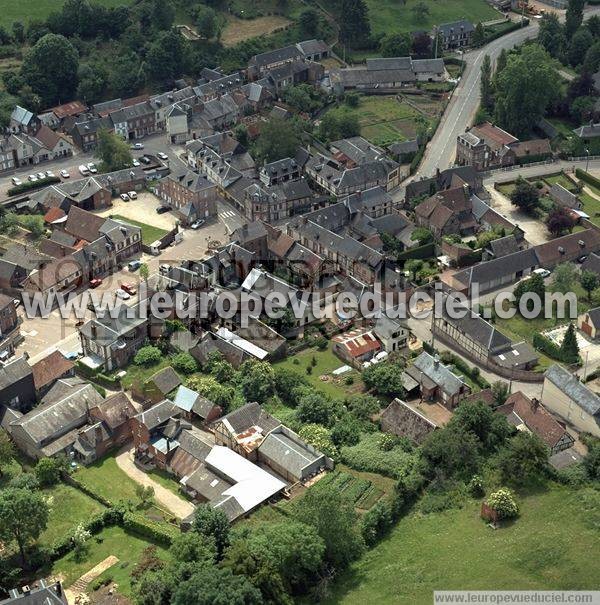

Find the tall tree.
[
  {"left": 496, "top": 432, "right": 548, "bottom": 485},
  {"left": 510, "top": 176, "right": 539, "bottom": 213},
  {"left": 581, "top": 270, "right": 599, "bottom": 301},
  {"left": 411, "top": 1, "right": 430, "bottom": 23},
  {"left": 95, "top": 129, "right": 133, "bottom": 172},
  {"left": 412, "top": 31, "right": 432, "bottom": 57},
  {"left": 193, "top": 505, "right": 230, "bottom": 560},
  {"left": 254, "top": 117, "right": 301, "bottom": 163},
  {"left": 339, "top": 0, "right": 371, "bottom": 47},
  {"left": 299, "top": 8, "right": 319, "bottom": 37},
  {"left": 560, "top": 323, "right": 580, "bottom": 362},
  {"left": 294, "top": 489, "right": 364, "bottom": 570},
  {"left": 0, "top": 488, "right": 49, "bottom": 566},
  {"left": 494, "top": 45, "right": 557, "bottom": 136},
  {"left": 546, "top": 206, "right": 575, "bottom": 237},
  {"left": 537, "top": 13, "right": 565, "bottom": 59},
  {"left": 21, "top": 33, "right": 79, "bottom": 106},
  {"left": 379, "top": 33, "right": 412, "bottom": 58},
  {"left": 565, "top": 0, "right": 585, "bottom": 38},
  {"left": 568, "top": 28, "right": 593, "bottom": 67},
  {"left": 146, "top": 29, "right": 190, "bottom": 84},
  {"left": 480, "top": 54, "right": 493, "bottom": 113}
]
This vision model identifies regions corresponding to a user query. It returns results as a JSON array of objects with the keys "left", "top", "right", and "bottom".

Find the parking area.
[{"left": 95, "top": 192, "right": 178, "bottom": 231}]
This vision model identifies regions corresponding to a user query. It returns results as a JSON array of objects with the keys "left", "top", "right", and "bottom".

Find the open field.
[
  {"left": 50, "top": 525, "right": 170, "bottom": 597},
  {"left": 0, "top": 0, "right": 133, "bottom": 27},
  {"left": 73, "top": 454, "right": 141, "bottom": 504},
  {"left": 364, "top": 0, "right": 498, "bottom": 36},
  {"left": 221, "top": 15, "right": 292, "bottom": 47},
  {"left": 324, "top": 95, "right": 438, "bottom": 147},
  {"left": 274, "top": 344, "right": 364, "bottom": 399},
  {"left": 325, "top": 485, "right": 600, "bottom": 604},
  {"left": 40, "top": 483, "right": 105, "bottom": 547}
]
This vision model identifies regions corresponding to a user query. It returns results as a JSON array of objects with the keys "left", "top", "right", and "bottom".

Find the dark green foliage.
[
  {"left": 495, "top": 432, "right": 549, "bottom": 485},
  {"left": 510, "top": 176, "right": 540, "bottom": 213},
  {"left": 514, "top": 273, "right": 546, "bottom": 313},
  {"left": 362, "top": 360, "right": 405, "bottom": 398},
  {"left": 254, "top": 117, "right": 302, "bottom": 163},
  {"left": 360, "top": 499, "right": 393, "bottom": 546},
  {"left": 192, "top": 505, "right": 230, "bottom": 560},
  {"left": 134, "top": 346, "right": 162, "bottom": 366},
  {"left": 171, "top": 353, "right": 198, "bottom": 375},
  {"left": 560, "top": 323, "right": 580, "bottom": 364}
]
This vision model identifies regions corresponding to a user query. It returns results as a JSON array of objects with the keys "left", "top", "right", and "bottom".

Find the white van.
[{"left": 78, "top": 164, "right": 90, "bottom": 176}]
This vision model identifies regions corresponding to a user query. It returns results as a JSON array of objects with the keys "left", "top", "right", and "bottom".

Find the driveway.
[
  {"left": 96, "top": 192, "right": 178, "bottom": 230},
  {"left": 115, "top": 446, "right": 194, "bottom": 519}
]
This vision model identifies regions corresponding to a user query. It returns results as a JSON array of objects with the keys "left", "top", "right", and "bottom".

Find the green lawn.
[
  {"left": 147, "top": 469, "right": 192, "bottom": 501},
  {"left": 542, "top": 173, "right": 578, "bottom": 192},
  {"left": 274, "top": 345, "right": 364, "bottom": 399},
  {"left": 325, "top": 485, "right": 600, "bottom": 604},
  {"left": 324, "top": 95, "right": 434, "bottom": 147},
  {"left": 73, "top": 455, "right": 140, "bottom": 505},
  {"left": 120, "top": 357, "right": 181, "bottom": 390},
  {"left": 110, "top": 215, "right": 168, "bottom": 246},
  {"left": 40, "top": 483, "right": 104, "bottom": 547},
  {"left": 50, "top": 525, "right": 170, "bottom": 597},
  {"left": 364, "top": 0, "right": 497, "bottom": 36},
  {"left": 0, "top": 0, "right": 133, "bottom": 27}
]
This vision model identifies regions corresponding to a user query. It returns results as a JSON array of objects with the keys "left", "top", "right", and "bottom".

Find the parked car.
[
  {"left": 65, "top": 351, "right": 80, "bottom": 361},
  {"left": 120, "top": 193, "right": 130, "bottom": 201},
  {"left": 45, "top": 170, "right": 55, "bottom": 178},
  {"left": 28, "top": 174, "right": 38, "bottom": 182},
  {"left": 60, "top": 169, "right": 70, "bottom": 179},
  {"left": 156, "top": 205, "right": 171, "bottom": 214},
  {"left": 159, "top": 264, "right": 171, "bottom": 274},
  {"left": 190, "top": 218, "right": 205, "bottom": 230},
  {"left": 120, "top": 282, "right": 137, "bottom": 295},
  {"left": 12, "top": 299, "right": 20, "bottom": 308},
  {"left": 89, "top": 278, "right": 103, "bottom": 288},
  {"left": 131, "top": 143, "right": 144, "bottom": 150},
  {"left": 36, "top": 172, "right": 46, "bottom": 180},
  {"left": 128, "top": 260, "right": 141, "bottom": 271},
  {"left": 132, "top": 159, "right": 140, "bottom": 167},
  {"left": 139, "top": 156, "right": 151, "bottom": 165},
  {"left": 115, "top": 288, "right": 131, "bottom": 300},
  {"left": 128, "top": 191, "right": 138, "bottom": 200},
  {"left": 78, "top": 165, "right": 90, "bottom": 176},
  {"left": 533, "top": 268, "right": 551, "bottom": 279},
  {"left": 87, "top": 163, "right": 98, "bottom": 174},
  {"left": 157, "top": 152, "right": 168, "bottom": 161},
  {"left": 578, "top": 255, "right": 588, "bottom": 264},
  {"left": 11, "top": 177, "right": 22, "bottom": 186}
]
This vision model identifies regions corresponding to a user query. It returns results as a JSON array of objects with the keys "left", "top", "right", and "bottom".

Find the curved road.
[{"left": 413, "top": 7, "right": 600, "bottom": 182}]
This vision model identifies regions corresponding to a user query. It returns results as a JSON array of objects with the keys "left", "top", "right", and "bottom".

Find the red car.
[
  {"left": 89, "top": 278, "right": 103, "bottom": 288},
  {"left": 120, "top": 282, "right": 137, "bottom": 296}
]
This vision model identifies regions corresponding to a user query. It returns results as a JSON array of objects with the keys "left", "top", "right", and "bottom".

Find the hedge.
[
  {"left": 123, "top": 511, "right": 179, "bottom": 547},
  {"left": 575, "top": 168, "right": 600, "bottom": 190},
  {"left": 397, "top": 242, "right": 435, "bottom": 261},
  {"left": 532, "top": 333, "right": 579, "bottom": 365},
  {"left": 481, "top": 19, "right": 529, "bottom": 45},
  {"left": 7, "top": 176, "right": 61, "bottom": 196},
  {"left": 62, "top": 472, "right": 113, "bottom": 507}
]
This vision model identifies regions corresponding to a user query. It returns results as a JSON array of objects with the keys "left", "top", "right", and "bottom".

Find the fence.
[{"left": 481, "top": 158, "right": 557, "bottom": 178}]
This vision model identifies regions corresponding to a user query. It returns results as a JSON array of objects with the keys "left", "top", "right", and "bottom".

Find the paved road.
[
  {"left": 413, "top": 7, "right": 600, "bottom": 183},
  {"left": 115, "top": 446, "right": 194, "bottom": 519}
]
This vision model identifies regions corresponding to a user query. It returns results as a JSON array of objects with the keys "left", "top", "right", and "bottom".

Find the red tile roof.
[
  {"left": 31, "top": 350, "right": 74, "bottom": 390},
  {"left": 51, "top": 101, "right": 88, "bottom": 119}
]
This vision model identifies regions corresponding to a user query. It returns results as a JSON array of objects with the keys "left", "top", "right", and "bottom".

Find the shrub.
[
  {"left": 35, "top": 457, "right": 65, "bottom": 486},
  {"left": 468, "top": 475, "right": 485, "bottom": 498},
  {"left": 91, "top": 576, "right": 113, "bottom": 591},
  {"left": 7, "top": 176, "right": 61, "bottom": 196},
  {"left": 486, "top": 488, "right": 519, "bottom": 520},
  {"left": 360, "top": 499, "right": 393, "bottom": 546},
  {"left": 171, "top": 352, "right": 198, "bottom": 375},
  {"left": 122, "top": 512, "right": 178, "bottom": 546},
  {"left": 134, "top": 346, "right": 162, "bottom": 366}
]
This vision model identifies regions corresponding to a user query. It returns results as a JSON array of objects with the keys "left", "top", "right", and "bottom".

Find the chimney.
[
  {"left": 531, "top": 397, "right": 540, "bottom": 411},
  {"left": 91, "top": 321, "right": 97, "bottom": 338},
  {"left": 433, "top": 354, "right": 439, "bottom": 368}
]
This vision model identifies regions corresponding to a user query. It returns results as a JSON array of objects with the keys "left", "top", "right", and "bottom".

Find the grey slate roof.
[
  {"left": 487, "top": 235, "right": 520, "bottom": 258},
  {"left": 410, "top": 351, "right": 466, "bottom": 397},
  {"left": 135, "top": 399, "right": 178, "bottom": 431},
  {"left": 438, "top": 19, "right": 475, "bottom": 36},
  {"left": 0, "top": 356, "right": 32, "bottom": 391},
  {"left": 258, "top": 428, "right": 323, "bottom": 477},
  {"left": 545, "top": 364, "right": 600, "bottom": 416},
  {"left": 148, "top": 367, "right": 182, "bottom": 396},
  {"left": 573, "top": 123, "right": 600, "bottom": 139},
  {"left": 219, "top": 401, "right": 280, "bottom": 435}
]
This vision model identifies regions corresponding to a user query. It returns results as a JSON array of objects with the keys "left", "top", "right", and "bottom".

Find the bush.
[
  {"left": 35, "top": 457, "right": 65, "bottom": 487},
  {"left": 134, "top": 346, "right": 162, "bottom": 366},
  {"left": 171, "top": 352, "right": 198, "bottom": 375},
  {"left": 122, "top": 512, "right": 179, "bottom": 547},
  {"left": 575, "top": 168, "right": 600, "bottom": 190},
  {"left": 360, "top": 499, "right": 393, "bottom": 546},
  {"left": 468, "top": 475, "right": 485, "bottom": 498},
  {"left": 486, "top": 488, "right": 519, "bottom": 520},
  {"left": 91, "top": 575, "right": 113, "bottom": 591}
]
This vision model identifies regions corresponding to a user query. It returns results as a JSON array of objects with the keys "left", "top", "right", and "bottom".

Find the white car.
[
  {"left": 36, "top": 172, "right": 45, "bottom": 180},
  {"left": 157, "top": 152, "right": 168, "bottom": 161},
  {"left": 115, "top": 288, "right": 131, "bottom": 300},
  {"left": 132, "top": 159, "right": 140, "bottom": 167},
  {"left": 128, "top": 191, "right": 138, "bottom": 200},
  {"left": 11, "top": 177, "right": 22, "bottom": 186},
  {"left": 28, "top": 174, "right": 38, "bottom": 182},
  {"left": 78, "top": 165, "right": 90, "bottom": 175},
  {"left": 60, "top": 169, "right": 70, "bottom": 178},
  {"left": 120, "top": 193, "right": 130, "bottom": 201},
  {"left": 159, "top": 264, "right": 171, "bottom": 274},
  {"left": 190, "top": 218, "right": 205, "bottom": 229},
  {"left": 45, "top": 170, "right": 55, "bottom": 178},
  {"left": 533, "top": 268, "right": 551, "bottom": 279},
  {"left": 87, "top": 163, "right": 98, "bottom": 173},
  {"left": 131, "top": 143, "right": 144, "bottom": 150}
]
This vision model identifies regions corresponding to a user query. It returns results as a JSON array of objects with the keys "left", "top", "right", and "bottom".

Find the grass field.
[
  {"left": 40, "top": 483, "right": 105, "bottom": 547},
  {"left": 73, "top": 454, "right": 140, "bottom": 504},
  {"left": 0, "top": 0, "right": 133, "bottom": 27},
  {"left": 221, "top": 15, "right": 292, "bottom": 47},
  {"left": 111, "top": 215, "right": 168, "bottom": 246},
  {"left": 325, "top": 485, "right": 600, "bottom": 604},
  {"left": 50, "top": 525, "right": 170, "bottom": 596},
  {"left": 324, "top": 95, "right": 435, "bottom": 147},
  {"left": 274, "top": 345, "right": 364, "bottom": 399},
  {"left": 364, "top": 0, "right": 497, "bottom": 36}
]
